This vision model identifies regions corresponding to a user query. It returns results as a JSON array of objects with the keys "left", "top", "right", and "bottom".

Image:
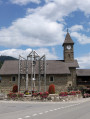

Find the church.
[{"left": 0, "top": 32, "right": 90, "bottom": 92}]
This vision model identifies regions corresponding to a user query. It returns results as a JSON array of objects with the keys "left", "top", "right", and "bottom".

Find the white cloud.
[
  {"left": 27, "top": 1, "right": 78, "bottom": 21},
  {"left": 77, "top": 53, "right": 90, "bottom": 69},
  {"left": 45, "top": 0, "right": 90, "bottom": 16},
  {"left": 0, "top": 48, "right": 58, "bottom": 60},
  {"left": 1, "top": 0, "right": 90, "bottom": 48},
  {"left": 71, "top": 32, "right": 90, "bottom": 44},
  {"left": 70, "top": 25, "right": 83, "bottom": 32},
  {"left": 10, "top": 0, "right": 41, "bottom": 5},
  {"left": 0, "top": 14, "right": 64, "bottom": 48}
]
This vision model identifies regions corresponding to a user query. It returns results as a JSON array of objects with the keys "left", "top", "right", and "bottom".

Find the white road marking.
[
  {"left": 25, "top": 115, "right": 30, "bottom": 118},
  {"left": 32, "top": 114, "right": 37, "bottom": 116},
  {"left": 49, "top": 110, "right": 53, "bottom": 111},
  {"left": 45, "top": 111, "right": 49, "bottom": 113},
  {"left": 17, "top": 101, "right": 86, "bottom": 119},
  {"left": 39, "top": 112, "right": 43, "bottom": 115}
]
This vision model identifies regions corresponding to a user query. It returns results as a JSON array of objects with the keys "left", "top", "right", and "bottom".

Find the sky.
[{"left": 0, "top": 0, "right": 90, "bottom": 69}]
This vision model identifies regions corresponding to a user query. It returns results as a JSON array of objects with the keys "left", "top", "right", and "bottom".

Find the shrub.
[
  {"left": 7, "top": 92, "right": 24, "bottom": 99},
  {"left": 32, "top": 93, "right": 38, "bottom": 97},
  {"left": 12, "top": 85, "right": 18, "bottom": 93},
  {"left": 48, "top": 84, "right": 55, "bottom": 94},
  {"left": 69, "top": 91, "right": 76, "bottom": 95},
  {"left": 38, "top": 92, "right": 43, "bottom": 96},
  {"left": 40, "top": 92, "right": 49, "bottom": 99},
  {"left": 24, "top": 90, "right": 29, "bottom": 95},
  {"left": 7, "top": 92, "right": 13, "bottom": 98},
  {"left": 76, "top": 91, "right": 81, "bottom": 94},
  {"left": 59, "top": 92, "right": 68, "bottom": 96},
  {"left": 17, "top": 93, "right": 24, "bottom": 98}
]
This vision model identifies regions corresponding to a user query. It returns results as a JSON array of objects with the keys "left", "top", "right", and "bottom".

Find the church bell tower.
[{"left": 63, "top": 31, "right": 74, "bottom": 62}]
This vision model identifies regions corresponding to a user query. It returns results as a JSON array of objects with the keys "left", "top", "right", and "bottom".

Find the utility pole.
[
  {"left": 18, "top": 55, "right": 20, "bottom": 92},
  {"left": 26, "top": 57, "right": 28, "bottom": 90}
]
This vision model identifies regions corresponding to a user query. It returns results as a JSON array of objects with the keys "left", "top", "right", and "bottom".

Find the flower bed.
[
  {"left": 83, "top": 93, "right": 90, "bottom": 98},
  {"left": 59, "top": 92, "right": 68, "bottom": 96},
  {"left": 59, "top": 91, "right": 81, "bottom": 97},
  {"left": 32, "top": 91, "right": 49, "bottom": 100},
  {"left": 7, "top": 92, "right": 24, "bottom": 100}
]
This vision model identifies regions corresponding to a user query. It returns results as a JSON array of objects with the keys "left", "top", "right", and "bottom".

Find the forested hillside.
[{"left": 0, "top": 56, "right": 17, "bottom": 68}]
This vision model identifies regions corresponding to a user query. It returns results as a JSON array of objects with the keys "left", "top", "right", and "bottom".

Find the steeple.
[
  {"left": 62, "top": 30, "right": 74, "bottom": 62},
  {"left": 63, "top": 31, "right": 74, "bottom": 46}
]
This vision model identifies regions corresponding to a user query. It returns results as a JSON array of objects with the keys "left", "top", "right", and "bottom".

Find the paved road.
[{"left": 0, "top": 98, "right": 90, "bottom": 119}]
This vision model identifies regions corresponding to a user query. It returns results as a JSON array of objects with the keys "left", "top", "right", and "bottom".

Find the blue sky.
[{"left": 0, "top": 0, "right": 90, "bottom": 69}]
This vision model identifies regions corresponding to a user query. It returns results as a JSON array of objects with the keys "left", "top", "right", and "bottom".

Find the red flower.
[
  {"left": 70, "top": 91, "right": 76, "bottom": 95},
  {"left": 59, "top": 92, "right": 68, "bottom": 96},
  {"left": 32, "top": 93, "right": 38, "bottom": 97}
]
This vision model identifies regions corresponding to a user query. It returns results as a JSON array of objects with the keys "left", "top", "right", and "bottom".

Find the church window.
[
  {"left": 49, "top": 76, "right": 54, "bottom": 82},
  {"left": 11, "top": 76, "right": 16, "bottom": 82},
  {"left": 69, "top": 84, "right": 72, "bottom": 86}
]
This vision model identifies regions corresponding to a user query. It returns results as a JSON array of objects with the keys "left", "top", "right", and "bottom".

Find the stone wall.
[
  {"left": 0, "top": 75, "right": 18, "bottom": 87},
  {"left": 67, "top": 68, "right": 77, "bottom": 87},
  {"left": 0, "top": 74, "right": 70, "bottom": 93}
]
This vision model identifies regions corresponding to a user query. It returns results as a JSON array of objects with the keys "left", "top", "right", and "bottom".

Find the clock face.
[{"left": 67, "top": 45, "right": 71, "bottom": 50}]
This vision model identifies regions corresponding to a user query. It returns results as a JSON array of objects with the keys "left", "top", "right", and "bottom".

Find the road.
[{"left": 0, "top": 98, "right": 90, "bottom": 119}]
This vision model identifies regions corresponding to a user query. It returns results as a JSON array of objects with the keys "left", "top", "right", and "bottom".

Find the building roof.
[
  {"left": 63, "top": 32, "right": 74, "bottom": 45},
  {"left": 65, "top": 60, "right": 79, "bottom": 68},
  {"left": 76, "top": 69, "right": 90, "bottom": 76},
  {"left": 0, "top": 60, "right": 79, "bottom": 75}
]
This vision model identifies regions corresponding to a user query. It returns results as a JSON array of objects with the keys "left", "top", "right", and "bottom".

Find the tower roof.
[{"left": 63, "top": 32, "right": 74, "bottom": 46}]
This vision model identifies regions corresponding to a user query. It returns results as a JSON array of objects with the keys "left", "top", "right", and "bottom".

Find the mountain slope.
[{"left": 0, "top": 56, "right": 18, "bottom": 68}]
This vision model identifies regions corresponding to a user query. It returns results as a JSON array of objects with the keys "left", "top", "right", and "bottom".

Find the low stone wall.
[{"left": 6, "top": 94, "right": 82, "bottom": 102}]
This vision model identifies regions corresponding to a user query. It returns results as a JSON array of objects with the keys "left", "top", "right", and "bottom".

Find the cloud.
[
  {"left": 10, "top": 0, "right": 41, "bottom": 5},
  {"left": 0, "top": 48, "right": 58, "bottom": 60},
  {"left": 27, "top": 1, "right": 78, "bottom": 21},
  {"left": 1, "top": 0, "right": 90, "bottom": 48},
  {"left": 45, "top": 0, "right": 90, "bottom": 16},
  {"left": 71, "top": 32, "right": 90, "bottom": 44},
  {"left": 0, "top": 14, "right": 65, "bottom": 48},
  {"left": 77, "top": 53, "right": 90, "bottom": 69},
  {"left": 70, "top": 25, "right": 83, "bottom": 32}
]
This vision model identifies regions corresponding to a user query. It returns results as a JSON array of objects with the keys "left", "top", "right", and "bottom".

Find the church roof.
[
  {"left": 0, "top": 60, "right": 79, "bottom": 75},
  {"left": 63, "top": 32, "right": 74, "bottom": 45},
  {"left": 76, "top": 69, "right": 90, "bottom": 76}
]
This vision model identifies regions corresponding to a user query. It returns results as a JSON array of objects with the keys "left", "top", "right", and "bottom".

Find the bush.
[
  {"left": 40, "top": 92, "right": 49, "bottom": 99},
  {"left": 32, "top": 93, "right": 38, "bottom": 97},
  {"left": 69, "top": 91, "right": 76, "bottom": 95},
  {"left": 48, "top": 84, "right": 55, "bottom": 94},
  {"left": 12, "top": 85, "right": 18, "bottom": 93},
  {"left": 76, "top": 91, "right": 81, "bottom": 94},
  {"left": 7, "top": 92, "right": 24, "bottom": 99},
  {"left": 59, "top": 92, "right": 68, "bottom": 96},
  {"left": 17, "top": 93, "right": 24, "bottom": 98},
  {"left": 24, "top": 90, "right": 29, "bottom": 95},
  {"left": 7, "top": 92, "right": 13, "bottom": 98}
]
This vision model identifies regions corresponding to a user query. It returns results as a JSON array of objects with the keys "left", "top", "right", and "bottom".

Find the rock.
[{"left": 0, "top": 93, "right": 4, "bottom": 100}]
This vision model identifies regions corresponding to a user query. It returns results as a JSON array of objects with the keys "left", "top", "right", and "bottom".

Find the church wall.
[
  {"left": 0, "top": 74, "right": 69, "bottom": 93},
  {"left": 67, "top": 68, "right": 77, "bottom": 87}
]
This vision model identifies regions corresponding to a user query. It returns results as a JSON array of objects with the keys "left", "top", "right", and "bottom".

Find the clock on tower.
[
  {"left": 66, "top": 45, "right": 71, "bottom": 50},
  {"left": 62, "top": 32, "right": 74, "bottom": 62}
]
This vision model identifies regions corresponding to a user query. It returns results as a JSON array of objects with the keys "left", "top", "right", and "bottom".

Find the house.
[{"left": 0, "top": 32, "right": 90, "bottom": 92}]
